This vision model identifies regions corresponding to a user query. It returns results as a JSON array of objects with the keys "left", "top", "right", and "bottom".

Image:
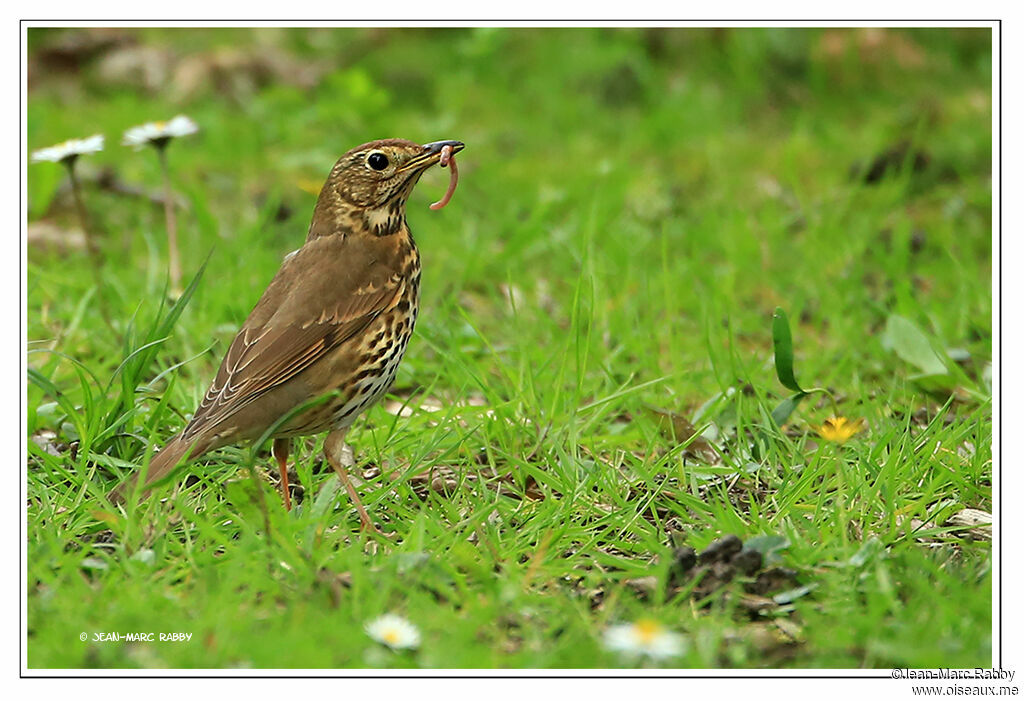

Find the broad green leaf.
[
  {"left": 771, "top": 391, "right": 807, "bottom": 427},
  {"left": 80, "top": 557, "right": 108, "bottom": 571},
  {"left": 309, "top": 475, "right": 342, "bottom": 520},
  {"left": 911, "top": 373, "right": 959, "bottom": 393},
  {"left": 847, "top": 537, "right": 884, "bottom": 567},
  {"left": 882, "top": 314, "right": 948, "bottom": 377},
  {"left": 743, "top": 535, "right": 791, "bottom": 565},
  {"left": 773, "top": 583, "right": 818, "bottom": 605},
  {"left": 743, "top": 534, "right": 790, "bottom": 555},
  {"left": 772, "top": 307, "right": 805, "bottom": 392}
]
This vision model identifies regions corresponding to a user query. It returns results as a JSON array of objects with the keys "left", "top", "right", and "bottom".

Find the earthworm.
[{"left": 429, "top": 144, "right": 459, "bottom": 210}]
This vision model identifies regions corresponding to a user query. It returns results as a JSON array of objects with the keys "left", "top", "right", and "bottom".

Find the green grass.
[{"left": 26, "top": 27, "right": 993, "bottom": 669}]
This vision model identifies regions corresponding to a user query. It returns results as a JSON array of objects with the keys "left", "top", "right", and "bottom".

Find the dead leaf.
[
  {"left": 499, "top": 283, "right": 526, "bottom": 311},
  {"left": 645, "top": 406, "right": 720, "bottom": 464},
  {"left": 857, "top": 139, "right": 931, "bottom": 184},
  {"left": 403, "top": 463, "right": 544, "bottom": 501},
  {"left": 382, "top": 392, "right": 495, "bottom": 427},
  {"left": 171, "top": 47, "right": 327, "bottom": 101},
  {"left": 816, "top": 28, "right": 926, "bottom": 69},
  {"left": 28, "top": 221, "right": 86, "bottom": 255},
  {"left": 96, "top": 45, "right": 173, "bottom": 92},
  {"left": 774, "top": 618, "right": 804, "bottom": 642},
  {"left": 623, "top": 575, "right": 659, "bottom": 597},
  {"left": 736, "top": 593, "right": 779, "bottom": 614},
  {"left": 30, "top": 429, "right": 63, "bottom": 456},
  {"left": 29, "top": 28, "right": 133, "bottom": 79},
  {"left": 745, "top": 566, "right": 800, "bottom": 596},
  {"left": 90, "top": 510, "right": 121, "bottom": 528},
  {"left": 315, "top": 568, "right": 352, "bottom": 608},
  {"left": 945, "top": 508, "right": 992, "bottom": 540}
]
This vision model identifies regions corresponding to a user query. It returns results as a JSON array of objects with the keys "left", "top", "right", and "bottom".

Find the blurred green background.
[
  {"left": 27, "top": 27, "right": 992, "bottom": 389},
  {"left": 26, "top": 27, "right": 992, "bottom": 669}
]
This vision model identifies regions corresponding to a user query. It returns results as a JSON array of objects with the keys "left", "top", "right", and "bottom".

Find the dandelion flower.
[
  {"left": 365, "top": 614, "right": 420, "bottom": 650},
  {"left": 122, "top": 115, "right": 199, "bottom": 150},
  {"left": 815, "top": 416, "right": 866, "bottom": 444},
  {"left": 31, "top": 134, "right": 104, "bottom": 164},
  {"left": 603, "top": 619, "right": 686, "bottom": 660}
]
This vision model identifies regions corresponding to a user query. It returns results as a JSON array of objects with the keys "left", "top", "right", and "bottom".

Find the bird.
[{"left": 109, "top": 138, "right": 465, "bottom": 530}]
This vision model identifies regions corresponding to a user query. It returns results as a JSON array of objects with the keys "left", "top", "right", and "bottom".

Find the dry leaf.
[
  {"left": 946, "top": 508, "right": 992, "bottom": 541},
  {"left": 28, "top": 221, "right": 86, "bottom": 255},
  {"left": 646, "top": 406, "right": 720, "bottom": 464}
]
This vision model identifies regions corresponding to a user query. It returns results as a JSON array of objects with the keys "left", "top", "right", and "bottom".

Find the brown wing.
[{"left": 181, "top": 234, "right": 405, "bottom": 441}]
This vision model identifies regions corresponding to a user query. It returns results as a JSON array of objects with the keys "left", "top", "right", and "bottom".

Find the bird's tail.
[{"left": 108, "top": 434, "right": 203, "bottom": 505}]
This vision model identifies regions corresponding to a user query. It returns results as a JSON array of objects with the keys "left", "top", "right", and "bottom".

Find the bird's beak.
[
  {"left": 423, "top": 140, "right": 465, "bottom": 155},
  {"left": 398, "top": 140, "right": 465, "bottom": 172}
]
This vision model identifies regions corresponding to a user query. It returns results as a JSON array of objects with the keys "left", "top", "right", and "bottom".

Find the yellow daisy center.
[{"left": 634, "top": 619, "right": 663, "bottom": 643}]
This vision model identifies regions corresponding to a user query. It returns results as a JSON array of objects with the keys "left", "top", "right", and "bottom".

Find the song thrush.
[{"left": 110, "top": 138, "right": 465, "bottom": 529}]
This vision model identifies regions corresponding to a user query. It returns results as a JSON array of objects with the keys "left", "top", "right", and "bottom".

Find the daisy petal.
[
  {"left": 603, "top": 620, "right": 686, "bottom": 661},
  {"left": 31, "top": 134, "right": 104, "bottom": 164},
  {"left": 365, "top": 614, "right": 420, "bottom": 650},
  {"left": 122, "top": 115, "right": 199, "bottom": 149}
]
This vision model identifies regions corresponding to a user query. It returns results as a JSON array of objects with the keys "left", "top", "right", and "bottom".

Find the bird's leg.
[
  {"left": 272, "top": 437, "right": 292, "bottom": 511},
  {"left": 324, "top": 428, "right": 376, "bottom": 532}
]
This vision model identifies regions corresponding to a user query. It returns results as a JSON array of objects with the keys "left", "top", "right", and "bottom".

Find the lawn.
[{"left": 25, "top": 26, "right": 993, "bottom": 669}]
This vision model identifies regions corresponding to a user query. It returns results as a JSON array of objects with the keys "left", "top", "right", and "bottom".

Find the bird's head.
[{"left": 308, "top": 138, "right": 464, "bottom": 240}]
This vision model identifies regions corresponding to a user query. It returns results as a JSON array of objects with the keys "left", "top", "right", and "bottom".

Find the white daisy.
[
  {"left": 603, "top": 619, "right": 686, "bottom": 661},
  {"left": 122, "top": 115, "right": 199, "bottom": 149},
  {"left": 31, "top": 134, "right": 104, "bottom": 164},
  {"left": 364, "top": 613, "right": 421, "bottom": 650}
]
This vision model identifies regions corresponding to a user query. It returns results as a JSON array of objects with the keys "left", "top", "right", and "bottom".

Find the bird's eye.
[{"left": 367, "top": 152, "right": 389, "bottom": 171}]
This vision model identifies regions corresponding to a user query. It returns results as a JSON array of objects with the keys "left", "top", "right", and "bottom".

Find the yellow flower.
[{"left": 815, "top": 416, "right": 866, "bottom": 444}]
